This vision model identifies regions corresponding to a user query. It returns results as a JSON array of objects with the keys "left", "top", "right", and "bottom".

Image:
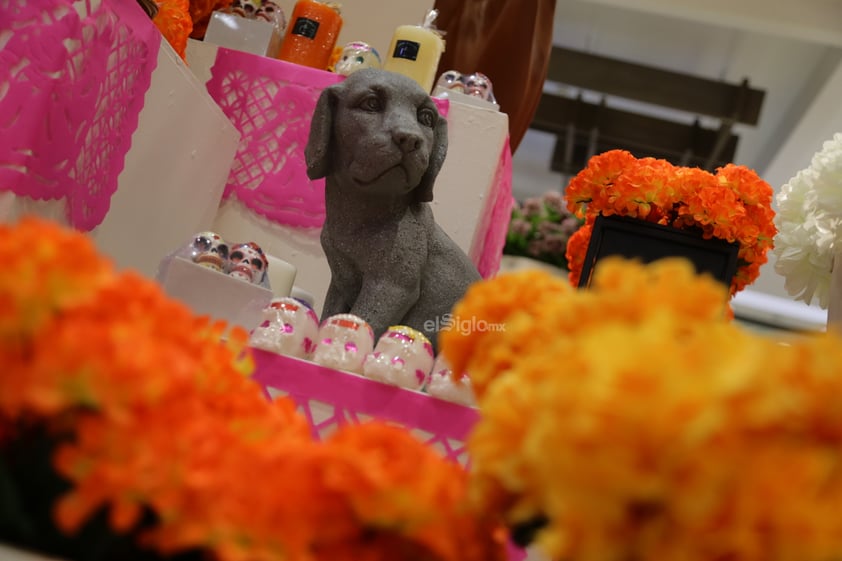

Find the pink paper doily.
[
  {"left": 206, "top": 51, "right": 453, "bottom": 230},
  {"left": 203, "top": 49, "right": 508, "bottom": 276},
  {"left": 0, "top": 0, "right": 160, "bottom": 231},
  {"left": 251, "top": 348, "right": 477, "bottom": 465},
  {"left": 206, "top": 50, "right": 342, "bottom": 229}
]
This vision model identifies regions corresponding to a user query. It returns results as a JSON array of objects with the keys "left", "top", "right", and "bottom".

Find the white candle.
[{"left": 266, "top": 254, "right": 298, "bottom": 298}]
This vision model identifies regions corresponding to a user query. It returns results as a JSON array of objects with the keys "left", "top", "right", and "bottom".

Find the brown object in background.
[{"left": 434, "top": 0, "right": 556, "bottom": 153}]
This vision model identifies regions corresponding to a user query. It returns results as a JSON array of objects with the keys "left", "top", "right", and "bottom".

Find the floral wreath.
[{"left": 563, "top": 149, "right": 777, "bottom": 296}]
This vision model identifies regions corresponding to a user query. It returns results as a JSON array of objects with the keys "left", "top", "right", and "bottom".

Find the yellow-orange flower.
[{"left": 443, "top": 258, "right": 842, "bottom": 561}]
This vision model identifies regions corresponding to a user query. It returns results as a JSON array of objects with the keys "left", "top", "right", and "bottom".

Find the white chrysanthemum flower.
[{"left": 773, "top": 133, "right": 842, "bottom": 308}]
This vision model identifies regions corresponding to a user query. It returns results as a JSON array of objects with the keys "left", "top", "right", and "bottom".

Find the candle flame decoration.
[{"left": 422, "top": 8, "right": 446, "bottom": 39}]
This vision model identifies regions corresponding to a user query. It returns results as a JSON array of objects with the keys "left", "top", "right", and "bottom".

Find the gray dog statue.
[{"left": 305, "top": 68, "right": 481, "bottom": 350}]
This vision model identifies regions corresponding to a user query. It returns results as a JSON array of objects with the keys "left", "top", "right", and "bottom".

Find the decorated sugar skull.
[
  {"left": 311, "top": 313, "right": 375, "bottom": 374},
  {"left": 426, "top": 354, "right": 476, "bottom": 407},
  {"left": 228, "top": 242, "right": 268, "bottom": 285},
  {"left": 190, "top": 231, "right": 229, "bottom": 273},
  {"left": 256, "top": 0, "right": 286, "bottom": 28},
  {"left": 249, "top": 297, "right": 320, "bottom": 359},
  {"left": 435, "top": 70, "right": 465, "bottom": 92},
  {"left": 334, "top": 42, "right": 382, "bottom": 76},
  {"left": 230, "top": 0, "right": 260, "bottom": 18},
  {"left": 362, "top": 326, "right": 435, "bottom": 390},
  {"left": 464, "top": 72, "right": 495, "bottom": 102}
]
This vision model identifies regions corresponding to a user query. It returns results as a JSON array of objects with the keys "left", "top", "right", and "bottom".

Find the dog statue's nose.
[{"left": 393, "top": 130, "right": 422, "bottom": 154}]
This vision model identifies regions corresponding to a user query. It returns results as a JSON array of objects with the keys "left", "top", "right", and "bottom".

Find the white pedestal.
[
  {"left": 159, "top": 256, "right": 274, "bottom": 331},
  {"left": 204, "top": 12, "right": 283, "bottom": 58},
  {"left": 92, "top": 42, "right": 240, "bottom": 278}
]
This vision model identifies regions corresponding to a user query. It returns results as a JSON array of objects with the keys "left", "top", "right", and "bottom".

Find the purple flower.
[
  {"left": 542, "top": 234, "right": 568, "bottom": 255},
  {"left": 509, "top": 218, "right": 533, "bottom": 237},
  {"left": 537, "top": 221, "right": 564, "bottom": 237},
  {"left": 542, "top": 191, "right": 566, "bottom": 214},
  {"left": 561, "top": 216, "right": 582, "bottom": 235},
  {"left": 521, "top": 197, "right": 543, "bottom": 218}
]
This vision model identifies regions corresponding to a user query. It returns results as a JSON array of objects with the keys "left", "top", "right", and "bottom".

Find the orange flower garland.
[
  {"left": 441, "top": 259, "right": 842, "bottom": 561},
  {"left": 189, "top": 0, "right": 233, "bottom": 39},
  {"left": 0, "top": 217, "right": 507, "bottom": 561},
  {"left": 564, "top": 150, "right": 777, "bottom": 295},
  {"left": 153, "top": 0, "right": 193, "bottom": 60}
]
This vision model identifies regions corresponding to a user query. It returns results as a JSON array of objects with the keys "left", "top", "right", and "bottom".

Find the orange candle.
[{"left": 277, "top": 0, "right": 343, "bottom": 70}]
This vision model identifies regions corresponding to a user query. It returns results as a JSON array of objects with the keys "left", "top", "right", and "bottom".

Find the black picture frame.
[{"left": 577, "top": 214, "right": 740, "bottom": 289}]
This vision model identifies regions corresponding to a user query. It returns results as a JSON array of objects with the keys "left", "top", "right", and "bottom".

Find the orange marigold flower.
[
  {"left": 154, "top": 0, "right": 193, "bottom": 60},
  {"left": 0, "top": 217, "right": 113, "bottom": 344},
  {"left": 562, "top": 151, "right": 776, "bottom": 296},
  {"left": 2, "top": 218, "right": 510, "bottom": 561},
  {"left": 189, "top": 0, "right": 233, "bottom": 39},
  {"left": 440, "top": 269, "right": 574, "bottom": 399}
]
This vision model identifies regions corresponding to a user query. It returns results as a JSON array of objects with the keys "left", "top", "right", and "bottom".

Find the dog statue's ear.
[
  {"left": 414, "top": 112, "right": 448, "bottom": 203},
  {"left": 305, "top": 85, "right": 339, "bottom": 180}
]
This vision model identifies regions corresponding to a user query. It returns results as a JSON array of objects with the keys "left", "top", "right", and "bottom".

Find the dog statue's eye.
[
  {"left": 417, "top": 107, "right": 436, "bottom": 128},
  {"left": 358, "top": 95, "right": 382, "bottom": 112}
]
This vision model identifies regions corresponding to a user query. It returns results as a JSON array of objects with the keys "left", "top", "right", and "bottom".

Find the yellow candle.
[{"left": 383, "top": 10, "right": 445, "bottom": 93}]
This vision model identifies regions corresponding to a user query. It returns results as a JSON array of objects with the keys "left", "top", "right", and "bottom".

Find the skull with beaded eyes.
[
  {"left": 255, "top": 0, "right": 286, "bottom": 27},
  {"left": 464, "top": 72, "right": 495, "bottom": 102},
  {"left": 230, "top": 0, "right": 261, "bottom": 17},
  {"left": 228, "top": 242, "right": 268, "bottom": 285},
  {"left": 334, "top": 42, "right": 382, "bottom": 76},
  {"left": 190, "top": 232, "right": 229, "bottom": 273},
  {"left": 435, "top": 70, "right": 465, "bottom": 93}
]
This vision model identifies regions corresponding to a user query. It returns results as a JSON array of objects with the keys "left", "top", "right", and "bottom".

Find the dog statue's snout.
[{"left": 393, "top": 129, "right": 423, "bottom": 154}]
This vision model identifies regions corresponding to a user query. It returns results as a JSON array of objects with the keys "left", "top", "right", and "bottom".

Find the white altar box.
[
  {"left": 186, "top": 39, "right": 511, "bottom": 315},
  {"left": 158, "top": 256, "right": 274, "bottom": 331},
  {"left": 204, "top": 11, "right": 283, "bottom": 58},
  {"left": 0, "top": 2, "right": 240, "bottom": 281},
  {"left": 94, "top": 43, "right": 241, "bottom": 278}
]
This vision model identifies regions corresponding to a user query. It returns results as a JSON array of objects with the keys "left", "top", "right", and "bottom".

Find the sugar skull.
[
  {"left": 334, "top": 42, "right": 382, "bottom": 76},
  {"left": 426, "top": 354, "right": 476, "bottom": 407},
  {"left": 228, "top": 242, "right": 268, "bottom": 285},
  {"left": 363, "top": 325, "right": 435, "bottom": 391},
  {"left": 435, "top": 70, "right": 465, "bottom": 93},
  {"left": 229, "top": 0, "right": 261, "bottom": 17},
  {"left": 311, "top": 313, "right": 375, "bottom": 374},
  {"left": 190, "top": 231, "right": 229, "bottom": 273},
  {"left": 464, "top": 72, "right": 495, "bottom": 103},
  {"left": 256, "top": 0, "right": 286, "bottom": 28},
  {"left": 249, "top": 297, "right": 320, "bottom": 359}
]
